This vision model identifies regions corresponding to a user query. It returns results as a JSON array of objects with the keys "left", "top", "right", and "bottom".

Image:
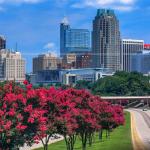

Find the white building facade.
[
  {"left": 60, "top": 68, "right": 114, "bottom": 85},
  {"left": 0, "top": 49, "right": 26, "bottom": 82},
  {"left": 121, "top": 39, "right": 144, "bottom": 72}
]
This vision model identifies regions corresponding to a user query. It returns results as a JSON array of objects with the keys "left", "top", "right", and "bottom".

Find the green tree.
[
  {"left": 91, "top": 71, "right": 150, "bottom": 96},
  {"left": 75, "top": 80, "right": 93, "bottom": 90}
]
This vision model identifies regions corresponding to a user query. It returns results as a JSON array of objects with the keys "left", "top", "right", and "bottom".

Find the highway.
[{"left": 128, "top": 109, "right": 150, "bottom": 150}]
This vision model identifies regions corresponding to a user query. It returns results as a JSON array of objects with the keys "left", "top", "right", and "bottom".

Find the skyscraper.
[
  {"left": 60, "top": 17, "right": 91, "bottom": 57},
  {"left": 0, "top": 36, "right": 6, "bottom": 50},
  {"left": 92, "top": 9, "right": 121, "bottom": 71},
  {"left": 122, "top": 39, "right": 144, "bottom": 72},
  {"left": 60, "top": 17, "right": 70, "bottom": 57}
]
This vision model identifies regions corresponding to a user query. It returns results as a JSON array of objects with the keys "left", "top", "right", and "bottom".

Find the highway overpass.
[{"left": 101, "top": 96, "right": 150, "bottom": 101}]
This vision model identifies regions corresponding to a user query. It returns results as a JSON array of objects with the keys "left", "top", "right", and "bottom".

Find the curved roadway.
[{"left": 128, "top": 109, "right": 150, "bottom": 150}]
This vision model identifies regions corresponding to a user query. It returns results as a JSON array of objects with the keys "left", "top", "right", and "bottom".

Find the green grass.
[{"left": 35, "top": 111, "right": 133, "bottom": 150}]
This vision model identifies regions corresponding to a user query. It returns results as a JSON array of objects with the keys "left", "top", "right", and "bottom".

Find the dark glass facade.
[{"left": 0, "top": 36, "right": 6, "bottom": 50}]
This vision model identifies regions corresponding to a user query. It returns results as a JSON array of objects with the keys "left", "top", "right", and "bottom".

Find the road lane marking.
[{"left": 131, "top": 112, "right": 147, "bottom": 150}]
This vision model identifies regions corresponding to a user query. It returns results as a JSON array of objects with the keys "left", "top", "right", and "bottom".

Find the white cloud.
[
  {"left": 0, "top": 0, "right": 44, "bottom": 4},
  {"left": 44, "top": 42, "right": 55, "bottom": 49},
  {"left": 120, "top": 0, "right": 135, "bottom": 4},
  {"left": 44, "top": 42, "right": 58, "bottom": 57},
  {"left": 113, "top": 6, "right": 134, "bottom": 11},
  {"left": 0, "top": 0, "right": 44, "bottom": 12},
  {"left": 72, "top": 0, "right": 137, "bottom": 11}
]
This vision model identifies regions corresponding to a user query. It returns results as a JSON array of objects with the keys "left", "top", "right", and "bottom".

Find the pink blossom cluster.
[{"left": 0, "top": 81, "right": 125, "bottom": 150}]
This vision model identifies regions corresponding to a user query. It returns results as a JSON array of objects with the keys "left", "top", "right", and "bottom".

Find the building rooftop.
[
  {"left": 61, "top": 17, "right": 69, "bottom": 25},
  {"left": 122, "top": 39, "right": 144, "bottom": 42},
  {"left": 0, "top": 35, "right": 6, "bottom": 40},
  {"left": 96, "top": 9, "right": 115, "bottom": 17},
  {"left": 61, "top": 68, "right": 114, "bottom": 74}
]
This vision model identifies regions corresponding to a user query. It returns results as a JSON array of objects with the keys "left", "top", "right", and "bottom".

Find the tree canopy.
[{"left": 76, "top": 71, "right": 150, "bottom": 96}]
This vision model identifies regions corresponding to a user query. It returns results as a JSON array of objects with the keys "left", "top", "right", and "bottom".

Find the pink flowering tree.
[
  {"left": 0, "top": 81, "right": 125, "bottom": 150},
  {"left": 0, "top": 82, "right": 31, "bottom": 149},
  {"left": 65, "top": 89, "right": 101, "bottom": 150},
  {"left": 22, "top": 83, "right": 58, "bottom": 150},
  {"left": 112, "top": 105, "right": 125, "bottom": 127},
  {"left": 98, "top": 100, "right": 125, "bottom": 139},
  {"left": 54, "top": 89, "right": 79, "bottom": 150}
]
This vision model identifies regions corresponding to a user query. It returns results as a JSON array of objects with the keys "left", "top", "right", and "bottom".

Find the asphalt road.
[{"left": 128, "top": 109, "right": 150, "bottom": 150}]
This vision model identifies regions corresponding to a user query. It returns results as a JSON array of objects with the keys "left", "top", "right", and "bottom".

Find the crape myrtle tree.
[
  {"left": 0, "top": 81, "right": 54, "bottom": 150},
  {"left": 65, "top": 89, "right": 101, "bottom": 150},
  {"left": 98, "top": 100, "right": 125, "bottom": 140},
  {"left": 0, "top": 81, "right": 125, "bottom": 150},
  {"left": 23, "top": 83, "right": 78, "bottom": 150},
  {"left": 55, "top": 89, "right": 79, "bottom": 150},
  {"left": 0, "top": 81, "right": 33, "bottom": 149},
  {"left": 23, "top": 83, "right": 60, "bottom": 150},
  {"left": 23, "top": 85, "right": 50, "bottom": 150},
  {"left": 33, "top": 86, "right": 79, "bottom": 150}
]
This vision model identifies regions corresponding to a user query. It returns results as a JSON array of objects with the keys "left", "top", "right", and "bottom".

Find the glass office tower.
[
  {"left": 92, "top": 9, "right": 121, "bottom": 71},
  {"left": 0, "top": 36, "right": 6, "bottom": 50},
  {"left": 60, "top": 17, "right": 90, "bottom": 57}
]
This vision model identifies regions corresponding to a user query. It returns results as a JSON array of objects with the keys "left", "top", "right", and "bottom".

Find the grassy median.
[{"left": 35, "top": 111, "right": 133, "bottom": 150}]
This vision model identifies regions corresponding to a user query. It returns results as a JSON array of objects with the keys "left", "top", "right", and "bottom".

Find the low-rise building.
[
  {"left": 35, "top": 70, "right": 60, "bottom": 84},
  {"left": 60, "top": 68, "right": 114, "bottom": 85},
  {"left": 131, "top": 51, "right": 150, "bottom": 74},
  {"left": 76, "top": 53, "right": 92, "bottom": 69},
  {"left": 62, "top": 52, "right": 92, "bottom": 69},
  {"left": 30, "top": 68, "right": 114, "bottom": 85},
  {"left": 62, "top": 53, "right": 76, "bottom": 69},
  {"left": 144, "top": 44, "right": 150, "bottom": 50},
  {"left": 33, "top": 53, "right": 62, "bottom": 73}
]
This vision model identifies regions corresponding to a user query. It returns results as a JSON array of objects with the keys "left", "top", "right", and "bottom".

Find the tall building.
[
  {"left": 131, "top": 51, "right": 150, "bottom": 74},
  {"left": 33, "top": 53, "right": 62, "bottom": 73},
  {"left": 60, "top": 17, "right": 91, "bottom": 57},
  {"left": 122, "top": 39, "right": 144, "bottom": 72},
  {"left": 92, "top": 9, "right": 121, "bottom": 71},
  {"left": 0, "top": 36, "right": 6, "bottom": 50},
  {"left": 0, "top": 49, "right": 25, "bottom": 82}
]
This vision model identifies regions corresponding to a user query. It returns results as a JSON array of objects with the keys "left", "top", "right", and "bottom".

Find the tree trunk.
[
  {"left": 64, "top": 135, "right": 76, "bottom": 150},
  {"left": 99, "top": 129, "right": 103, "bottom": 140},
  {"left": 81, "top": 132, "right": 87, "bottom": 150},
  {"left": 88, "top": 133, "right": 94, "bottom": 146}
]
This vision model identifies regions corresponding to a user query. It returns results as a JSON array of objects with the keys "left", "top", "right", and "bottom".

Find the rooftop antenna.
[
  {"left": 15, "top": 42, "right": 18, "bottom": 52},
  {"left": 61, "top": 12, "right": 69, "bottom": 25}
]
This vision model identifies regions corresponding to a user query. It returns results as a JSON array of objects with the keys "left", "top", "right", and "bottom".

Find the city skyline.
[{"left": 0, "top": 0, "right": 150, "bottom": 72}]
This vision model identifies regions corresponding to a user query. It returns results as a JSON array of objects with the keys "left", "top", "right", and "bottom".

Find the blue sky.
[{"left": 0, "top": 0, "right": 149, "bottom": 72}]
